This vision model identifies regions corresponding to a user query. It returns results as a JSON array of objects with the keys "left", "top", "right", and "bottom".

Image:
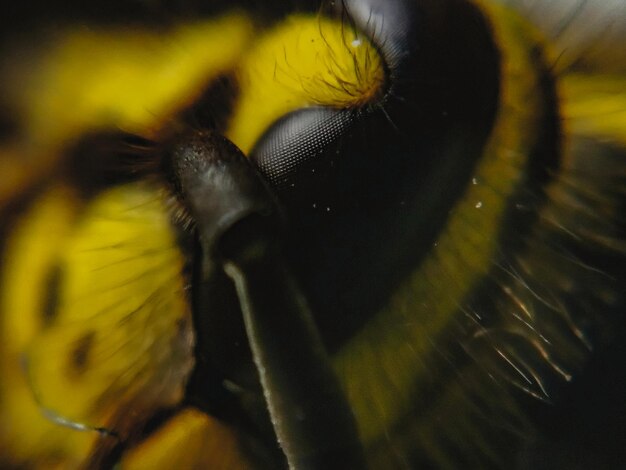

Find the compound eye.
[{"left": 249, "top": 107, "right": 358, "bottom": 190}]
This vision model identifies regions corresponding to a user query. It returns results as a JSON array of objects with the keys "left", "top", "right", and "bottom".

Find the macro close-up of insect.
[{"left": 0, "top": 0, "right": 625, "bottom": 468}]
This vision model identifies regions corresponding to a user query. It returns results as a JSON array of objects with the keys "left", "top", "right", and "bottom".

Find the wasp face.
[{"left": 0, "top": 0, "right": 625, "bottom": 468}]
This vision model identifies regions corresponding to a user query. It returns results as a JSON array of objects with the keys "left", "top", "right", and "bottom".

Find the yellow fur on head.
[{"left": 227, "top": 14, "right": 384, "bottom": 153}]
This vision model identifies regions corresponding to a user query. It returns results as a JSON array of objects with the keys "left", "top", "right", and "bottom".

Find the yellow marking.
[
  {"left": 28, "top": 182, "right": 193, "bottom": 429},
  {"left": 121, "top": 408, "right": 254, "bottom": 469},
  {"left": 1, "top": 186, "right": 79, "bottom": 357},
  {"left": 16, "top": 14, "right": 253, "bottom": 146},
  {"left": 0, "top": 183, "right": 193, "bottom": 465},
  {"left": 561, "top": 74, "right": 626, "bottom": 147},
  {"left": 0, "top": 186, "right": 94, "bottom": 465},
  {"left": 226, "top": 14, "right": 385, "bottom": 153}
]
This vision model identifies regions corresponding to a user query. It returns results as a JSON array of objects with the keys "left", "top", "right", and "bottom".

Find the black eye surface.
[{"left": 249, "top": 107, "right": 358, "bottom": 190}]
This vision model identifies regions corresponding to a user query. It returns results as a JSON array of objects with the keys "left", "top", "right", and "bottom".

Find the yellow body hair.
[
  {"left": 1, "top": 183, "right": 193, "bottom": 464},
  {"left": 226, "top": 14, "right": 384, "bottom": 153}
]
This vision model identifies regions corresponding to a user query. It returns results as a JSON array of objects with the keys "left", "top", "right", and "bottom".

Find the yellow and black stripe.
[{"left": 0, "top": 0, "right": 624, "bottom": 468}]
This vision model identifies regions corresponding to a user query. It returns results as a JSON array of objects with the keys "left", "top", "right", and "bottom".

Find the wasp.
[{"left": 0, "top": 0, "right": 625, "bottom": 468}]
